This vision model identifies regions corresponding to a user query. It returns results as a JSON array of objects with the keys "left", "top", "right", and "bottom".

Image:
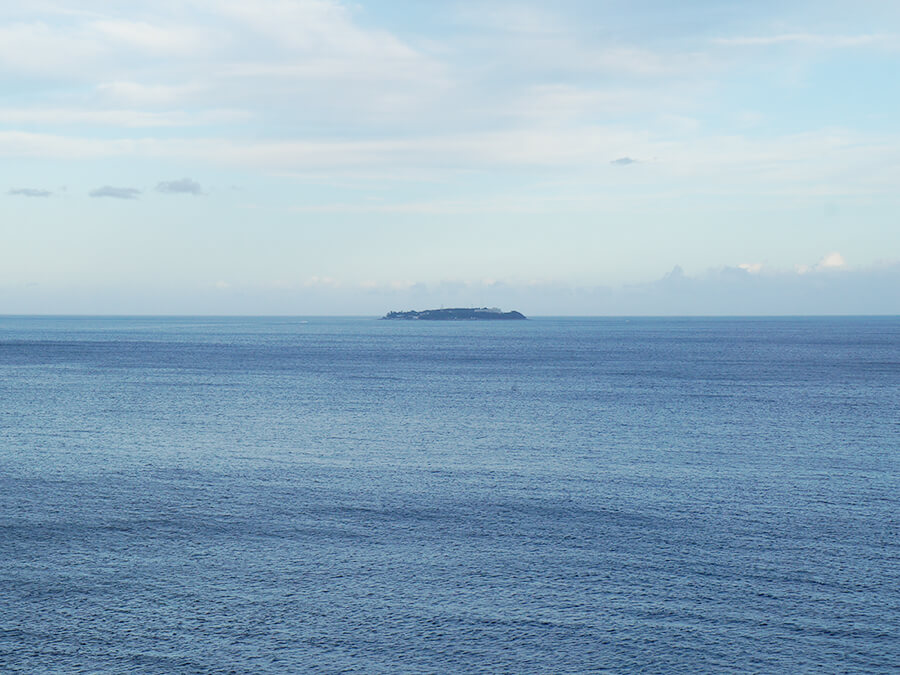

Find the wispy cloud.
[
  {"left": 304, "top": 275, "right": 341, "bottom": 288},
  {"left": 94, "top": 81, "right": 206, "bottom": 108},
  {"left": 156, "top": 177, "right": 203, "bottom": 195},
  {"left": 0, "top": 106, "right": 248, "bottom": 128},
  {"left": 455, "top": 4, "right": 567, "bottom": 37},
  {"left": 0, "top": 20, "right": 106, "bottom": 77},
  {"left": 89, "top": 185, "right": 141, "bottom": 199},
  {"left": 0, "top": 130, "right": 143, "bottom": 159},
  {"left": 713, "top": 33, "right": 896, "bottom": 48},
  {"left": 8, "top": 187, "right": 52, "bottom": 197},
  {"left": 0, "top": 1, "right": 446, "bottom": 125},
  {"left": 611, "top": 157, "right": 637, "bottom": 165},
  {"left": 3, "top": 125, "right": 899, "bottom": 200},
  {"left": 88, "top": 19, "right": 221, "bottom": 56}
]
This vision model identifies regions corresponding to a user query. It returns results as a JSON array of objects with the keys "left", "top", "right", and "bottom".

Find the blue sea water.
[{"left": 0, "top": 316, "right": 897, "bottom": 674}]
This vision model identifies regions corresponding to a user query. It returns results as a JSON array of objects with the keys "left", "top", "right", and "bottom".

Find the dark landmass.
[{"left": 382, "top": 307, "right": 527, "bottom": 321}]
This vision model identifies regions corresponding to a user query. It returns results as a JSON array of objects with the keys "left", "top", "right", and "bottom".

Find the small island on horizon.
[{"left": 382, "top": 307, "right": 527, "bottom": 321}]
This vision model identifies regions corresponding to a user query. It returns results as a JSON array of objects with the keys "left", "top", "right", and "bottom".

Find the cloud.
[
  {"left": 6, "top": 260, "right": 898, "bottom": 316},
  {"left": 0, "top": 20, "right": 106, "bottom": 77},
  {"left": 798, "top": 252, "right": 848, "bottom": 274},
  {"left": 456, "top": 6, "right": 714, "bottom": 78},
  {"left": 0, "top": 15, "right": 223, "bottom": 79},
  {"left": 8, "top": 187, "right": 52, "bottom": 197},
  {"left": 507, "top": 84, "right": 688, "bottom": 124},
  {"left": 156, "top": 177, "right": 203, "bottom": 195},
  {"left": 89, "top": 185, "right": 141, "bottom": 199},
  {"left": 0, "top": 130, "right": 143, "bottom": 159},
  {"left": 817, "top": 252, "right": 847, "bottom": 269},
  {"left": 713, "top": 33, "right": 896, "bottom": 49},
  {"left": 455, "top": 5, "right": 568, "bottom": 37},
  {"left": 0, "top": 105, "right": 248, "bottom": 128},
  {"left": 589, "top": 260, "right": 900, "bottom": 316},
  {"left": 95, "top": 81, "right": 205, "bottom": 108},
  {"left": 0, "top": 2, "right": 445, "bottom": 126},
  {"left": 3, "top": 125, "right": 899, "bottom": 210},
  {"left": 216, "top": 1, "right": 421, "bottom": 61},
  {"left": 611, "top": 157, "right": 637, "bottom": 165},
  {"left": 322, "top": 261, "right": 900, "bottom": 315},
  {"left": 304, "top": 275, "right": 340, "bottom": 288},
  {"left": 87, "top": 19, "right": 220, "bottom": 56}
]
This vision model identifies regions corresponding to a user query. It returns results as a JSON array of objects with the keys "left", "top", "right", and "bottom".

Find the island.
[{"left": 382, "top": 307, "right": 527, "bottom": 321}]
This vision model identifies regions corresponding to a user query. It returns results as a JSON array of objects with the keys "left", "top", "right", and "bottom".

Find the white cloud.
[
  {"left": 0, "top": 1, "right": 446, "bottom": 125},
  {"left": 215, "top": 0, "right": 416, "bottom": 58},
  {"left": 796, "top": 252, "right": 849, "bottom": 275},
  {"left": 0, "top": 21, "right": 105, "bottom": 75},
  {"left": 0, "top": 130, "right": 148, "bottom": 159},
  {"left": 207, "top": 0, "right": 446, "bottom": 100},
  {"left": 4, "top": 123, "right": 896, "bottom": 189},
  {"left": 304, "top": 275, "right": 340, "bottom": 288},
  {"left": 0, "top": 16, "right": 218, "bottom": 78},
  {"left": 713, "top": 33, "right": 896, "bottom": 49},
  {"left": 818, "top": 252, "right": 847, "bottom": 269},
  {"left": 88, "top": 19, "right": 221, "bottom": 55},
  {"left": 95, "top": 81, "right": 206, "bottom": 107},
  {"left": 0, "top": 106, "right": 247, "bottom": 128}
]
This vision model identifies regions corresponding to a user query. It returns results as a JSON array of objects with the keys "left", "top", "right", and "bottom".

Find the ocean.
[{"left": 1, "top": 316, "right": 897, "bottom": 673}]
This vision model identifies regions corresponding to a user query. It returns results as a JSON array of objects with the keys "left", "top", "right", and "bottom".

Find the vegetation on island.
[{"left": 382, "top": 307, "right": 527, "bottom": 320}]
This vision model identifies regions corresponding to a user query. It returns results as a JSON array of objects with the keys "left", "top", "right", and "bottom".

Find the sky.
[{"left": 1, "top": 0, "right": 899, "bottom": 315}]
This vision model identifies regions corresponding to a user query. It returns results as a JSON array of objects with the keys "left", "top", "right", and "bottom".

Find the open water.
[{"left": 0, "top": 316, "right": 898, "bottom": 673}]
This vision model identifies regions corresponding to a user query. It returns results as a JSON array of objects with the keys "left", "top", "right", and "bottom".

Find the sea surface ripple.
[{"left": 1, "top": 316, "right": 898, "bottom": 673}]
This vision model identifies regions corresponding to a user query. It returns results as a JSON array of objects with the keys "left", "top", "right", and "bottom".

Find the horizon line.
[{"left": 2, "top": 313, "right": 899, "bottom": 319}]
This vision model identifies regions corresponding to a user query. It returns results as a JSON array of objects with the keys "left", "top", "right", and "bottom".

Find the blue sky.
[{"left": 1, "top": 0, "right": 898, "bottom": 314}]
